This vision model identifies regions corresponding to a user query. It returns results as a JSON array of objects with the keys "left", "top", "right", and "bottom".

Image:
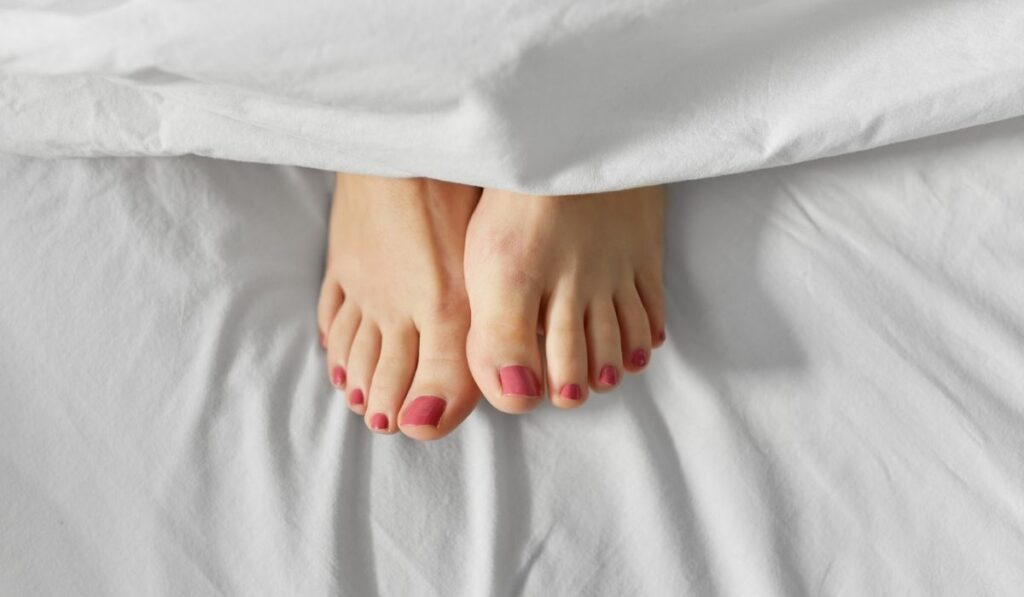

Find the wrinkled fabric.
[
  {"left": 2, "top": 0, "right": 1023, "bottom": 193},
  {"left": 3, "top": 118, "right": 1024, "bottom": 595},
  {"left": 4, "top": 1, "right": 1024, "bottom": 594}
]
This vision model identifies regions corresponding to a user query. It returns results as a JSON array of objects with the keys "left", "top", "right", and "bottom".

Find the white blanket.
[
  {"left": 3, "top": 119, "right": 1024, "bottom": 594},
  {"left": 2, "top": 0, "right": 1023, "bottom": 193}
]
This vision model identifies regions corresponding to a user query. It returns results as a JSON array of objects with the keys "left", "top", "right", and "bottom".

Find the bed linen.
[
  {"left": 3, "top": 0, "right": 1024, "bottom": 594},
  {"left": 2, "top": 0, "right": 1024, "bottom": 194},
  {"left": 3, "top": 117, "right": 1024, "bottom": 595}
]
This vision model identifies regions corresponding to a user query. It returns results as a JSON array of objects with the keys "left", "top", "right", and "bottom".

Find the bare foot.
[
  {"left": 463, "top": 186, "right": 666, "bottom": 412},
  {"left": 317, "top": 173, "right": 481, "bottom": 440}
]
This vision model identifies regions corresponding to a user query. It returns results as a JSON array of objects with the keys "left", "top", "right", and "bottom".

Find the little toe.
[
  {"left": 636, "top": 272, "right": 667, "bottom": 347},
  {"left": 343, "top": 320, "right": 382, "bottom": 415},
  {"left": 543, "top": 294, "right": 588, "bottom": 408},
  {"left": 364, "top": 323, "right": 419, "bottom": 434},
  {"left": 325, "top": 300, "right": 361, "bottom": 387},
  {"left": 615, "top": 286, "right": 653, "bottom": 374},
  {"left": 465, "top": 291, "right": 544, "bottom": 414},
  {"left": 585, "top": 298, "right": 624, "bottom": 392},
  {"left": 317, "top": 278, "right": 344, "bottom": 348},
  {"left": 398, "top": 321, "right": 480, "bottom": 440}
]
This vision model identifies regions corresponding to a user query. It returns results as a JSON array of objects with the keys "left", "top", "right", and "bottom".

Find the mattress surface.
[{"left": 2, "top": 118, "right": 1023, "bottom": 595}]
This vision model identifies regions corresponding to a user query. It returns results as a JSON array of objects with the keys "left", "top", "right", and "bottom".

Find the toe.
[
  {"left": 317, "top": 278, "right": 344, "bottom": 348},
  {"left": 364, "top": 322, "right": 418, "bottom": 434},
  {"left": 585, "top": 298, "right": 624, "bottom": 392},
  {"left": 465, "top": 284, "right": 544, "bottom": 414},
  {"left": 615, "top": 285, "right": 653, "bottom": 374},
  {"left": 344, "top": 320, "right": 381, "bottom": 415},
  {"left": 636, "top": 272, "right": 667, "bottom": 347},
  {"left": 543, "top": 291, "right": 588, "bottom": 408},
  {"left": 325, "top": 300, "right": 361, "bottom": 386},
  {"left": 398, "top": 319, "right": 480, "bottom": 440}
]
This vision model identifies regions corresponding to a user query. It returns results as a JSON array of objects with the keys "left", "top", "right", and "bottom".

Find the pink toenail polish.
[
  {"left": 331, "top": 366, "right": 346, "bottom": 387},
  {"left": 559, "top": 384, "right": 582, "bottom": 400},
  {"left": 319, "top": 332, "right": 327, "bottom": 349},
  {"left": 402, "top": 395, "right": 446, "bottom": 427},
  {"left": 599, "top": 365, "right": 619, "bottom": 386},
  {"left": 499, "top": 365, "right": 541, "bottom": 397},
  {"left": 370, "top": 413, "right": 388, "bottom": 430},
  {"left": 349, "top": 388, "right": 364, "bottom": 406},
  {"left": 631, "top": 349, "right": 649, "bottom": 368},
  {"left": 658, "top": 328, "right": 666, "bottom": 343}
]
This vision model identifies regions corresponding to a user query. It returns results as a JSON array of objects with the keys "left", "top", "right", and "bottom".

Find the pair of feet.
[{"left": 318, "top": 174, "right": 665, "bottom": 440}]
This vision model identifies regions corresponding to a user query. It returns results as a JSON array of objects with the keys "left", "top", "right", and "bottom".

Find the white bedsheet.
[{"left": 3, "top": 118, "right": 1024, "bottom": 595}]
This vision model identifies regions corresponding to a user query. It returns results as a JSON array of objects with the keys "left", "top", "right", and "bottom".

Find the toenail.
[
  {"left": 559, "top": 384, "right": 582, "bottom": 400},
  {"left": 349, "top": 388, "right": 364, "bottom": 406},
  {"left": 631, "top": 349, "right": 649, "bottom": 368},
  {"left": 331, "top": 366, "right": 346, "bottom": 387},
  {"left": 319, "top": 332, "right": 327, "bottom": 349},
  {"left": 499, "top": 365, "right": 541, "bottom": 397},
  {"left": 658, "top": 328, "right": 666, "bottom": 343},
  {"left": 370, "top": 413, "right": 388, "bottom": 430},
  {"left": 401, "top": 396, "right": 446, "bottom": 427},
  {"left": 599, "top": 365, "right": 619, "bottom": 386}
]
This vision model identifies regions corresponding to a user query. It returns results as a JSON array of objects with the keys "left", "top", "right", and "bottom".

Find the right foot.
[{"left": 317, "top": 174, "right": 481, "bottom": 440}]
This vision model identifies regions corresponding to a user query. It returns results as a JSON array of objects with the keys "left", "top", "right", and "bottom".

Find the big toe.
[
  {"left": 465, "top": 281, "right": 545, "bottom": 414},
  {"left": 398, "top": 318, "right": 480, "bottom": 441}
]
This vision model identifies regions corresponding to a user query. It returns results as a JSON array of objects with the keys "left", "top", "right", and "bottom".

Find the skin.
[
  {"left": 463, "top": 186, "right": 666, "bottom": 413},
  {"left": 318, "top": 174, "right": 666, "bottom": 440},
  {"left": 318, "top": 173, "right": 481, "bottom": 440}
]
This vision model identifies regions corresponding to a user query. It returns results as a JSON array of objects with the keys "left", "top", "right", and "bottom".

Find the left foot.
[{"left": 463, "top": 186, "right": 666, "bottom": 413}]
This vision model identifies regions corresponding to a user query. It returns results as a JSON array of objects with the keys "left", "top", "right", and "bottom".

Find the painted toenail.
[
  {"left": 349, "top": 388, "right": 364, "bottom": 406},
  {"left": 631, "top": 349, "right": 649, "bottom": 368},
  {"left": 499, "top": 365, "right": 541, "bottom": 397},
  {"left": 599, "top": 365, "right": 619, "bottom": 386},
  {"left": 658, "top": 328, "right": 666, "bottom": 343},
  {"left": 370, "top": 413, "right": 388, "bottom": 430},
  {"left": 319, "top": 332, "right": 327, "bottom": 349},
  {"left": 402, "top": 396, "right": 446, "bottom": 427},
  {"left": 559, "top": 384, "right": 582, "bottom": 400},
  {"left": 331, "top": 366, "right": 346, "bottom": 387}
]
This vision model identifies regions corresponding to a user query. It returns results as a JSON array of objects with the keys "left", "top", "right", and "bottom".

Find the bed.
[{"left": 2, "top": 1, "right": 1024, "bottom": 594}]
